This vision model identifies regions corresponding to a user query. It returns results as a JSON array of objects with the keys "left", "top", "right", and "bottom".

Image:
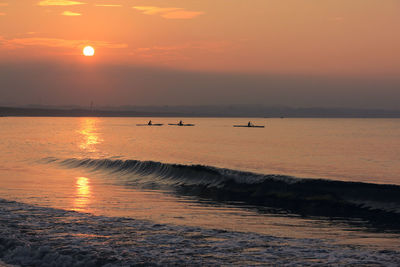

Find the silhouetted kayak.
[
  {"left": 168, "top": 124, "right": 195, "bottom": 126},
  {"left": 136, "top": 124, "right": 164, "bottom": 126},
  {"left": 233, "top": 125, "right": 264, "bottom": 128}
]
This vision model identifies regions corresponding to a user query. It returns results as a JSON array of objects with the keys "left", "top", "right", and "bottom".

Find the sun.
[{"left": 83, "top": 46, "right": 95, "bottom": 57}]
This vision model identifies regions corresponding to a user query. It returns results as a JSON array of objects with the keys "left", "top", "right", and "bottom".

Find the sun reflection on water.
[
  {"left": 73, "top": 176, "right": 91, "bottom": 212},
  {"left": 78, "top": 118, "right": 102, "bottom": 152}
]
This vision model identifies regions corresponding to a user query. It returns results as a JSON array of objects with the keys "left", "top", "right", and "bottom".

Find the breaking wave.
[{"left": 45, "top": 157, "right": 400, "bottom": 228}]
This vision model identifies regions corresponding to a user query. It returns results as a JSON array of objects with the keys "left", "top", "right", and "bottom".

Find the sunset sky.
[{"left": 1, "top": 0, "right": 399, "bottom": 108}]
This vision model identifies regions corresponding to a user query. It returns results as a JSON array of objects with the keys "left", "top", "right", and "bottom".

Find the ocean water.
[{"left": 0, "top": 117, "right": 400, "bottom": 266}]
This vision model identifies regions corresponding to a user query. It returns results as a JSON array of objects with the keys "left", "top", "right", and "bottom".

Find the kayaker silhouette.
[
  {"left": 148, "top": 120, "right": 152, "bottom": 125},
  {"left": 248, "top": 121, "right": 253, "bottom": 127},
  {"left": 178, "top": 120, "right": 183, "bottom": 126}
]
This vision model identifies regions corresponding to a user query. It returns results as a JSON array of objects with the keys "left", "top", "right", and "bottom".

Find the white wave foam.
[{"left": 1, "top": 198, "right": 399, "bottom": 266}]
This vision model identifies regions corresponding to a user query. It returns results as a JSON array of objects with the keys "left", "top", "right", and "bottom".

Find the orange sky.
[
  {"left": 1, "top": 0, "right": 399, "bottom": 75},
  {"left": 1, "top": 1, "right": 400, "bottom": 108}
]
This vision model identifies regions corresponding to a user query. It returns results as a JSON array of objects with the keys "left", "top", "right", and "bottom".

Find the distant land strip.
[
  {"left": 1, "top": 106, "right": 400, "bottom": 118},
  {"left": 0, "top": 106, "right": 174, "bottom": 118}
]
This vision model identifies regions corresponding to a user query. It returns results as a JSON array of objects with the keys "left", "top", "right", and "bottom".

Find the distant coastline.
[
  {"left": 1, "top": 105, "right": 400, "bottom": 118},
  {"left": 0, "top": 106, "right": 172, "bottom": 118}
]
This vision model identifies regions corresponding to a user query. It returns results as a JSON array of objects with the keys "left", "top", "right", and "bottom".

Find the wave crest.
[{"left": 44, "top": 157, "right": 400, "bottom": 227}]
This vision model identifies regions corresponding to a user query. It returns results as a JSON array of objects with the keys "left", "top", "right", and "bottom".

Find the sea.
[{"left": 0, "top": 117, "right": 399, "bottom": 266}]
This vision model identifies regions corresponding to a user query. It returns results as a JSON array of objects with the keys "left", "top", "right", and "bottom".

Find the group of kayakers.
[
  {"left": 139, "top": 120, "right": 192, "bottom": 127},
  {"left": 148, "top": 120, "right": 184, "bottom": 125},
  {"left": 143, "top": 120, "right": 263, "bottom": 128}
]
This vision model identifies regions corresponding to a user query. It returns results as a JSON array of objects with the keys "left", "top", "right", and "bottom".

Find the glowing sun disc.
[{"left": 83, "top": 46, "right": 95, "bottom": 56}]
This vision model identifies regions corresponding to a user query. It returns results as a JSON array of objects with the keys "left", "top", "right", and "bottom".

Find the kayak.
[
  {"left": 136, "top": 124, "right": 164, "bottom": 126},
  {"left": 168, "top": 124, "right": 195, "bottom": 126},
  {"left": 233, "top": 125, "right": 265, "bottom": 128}
]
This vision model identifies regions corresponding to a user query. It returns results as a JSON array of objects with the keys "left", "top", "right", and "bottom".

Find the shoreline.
[{"left": 1, "top": 198, "right": 399, "bottom": 266}]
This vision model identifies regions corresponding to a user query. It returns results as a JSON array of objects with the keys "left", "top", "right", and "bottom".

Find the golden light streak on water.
[
  {"left": 78, "top": 118, "right": 102, "bottom": 152},
  {"left": 73, "top": 176, "right": 91, "bottom": 212}
]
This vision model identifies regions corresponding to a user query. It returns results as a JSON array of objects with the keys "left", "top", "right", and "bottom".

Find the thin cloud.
[
  {"left": 133, "top": 41, "right": 233, "bottom": 62},
  {"left": 61, "top": 11, "right": 81, "bottom": 16},
  {"left": 133, "top": 6, "right": 203, "bottom": 19},
  {"left": 95, "top": 4, "right": 122, "bottom": 7},
  {"left": 1, "top": 37, "right": 127, "bottom": 49},
  {"left": 38, "top": 0, "right": 85, "bottom": 6},
  {"left": 0, "top": 1, "right": 7, "bottom": 15},
  {"left": 162, "top": 10, "right": 204, "bottom": 19},
  {"left": 137, "top": 41, "right": 233, "bottom": 53},
  {"left": 133, "top": 6, "right": 180, "bottom": 15}
]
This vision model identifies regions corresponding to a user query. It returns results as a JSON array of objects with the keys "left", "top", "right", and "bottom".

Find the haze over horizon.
[{"left": 1, "top": 0, "right": 400, "bottom": 109}]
